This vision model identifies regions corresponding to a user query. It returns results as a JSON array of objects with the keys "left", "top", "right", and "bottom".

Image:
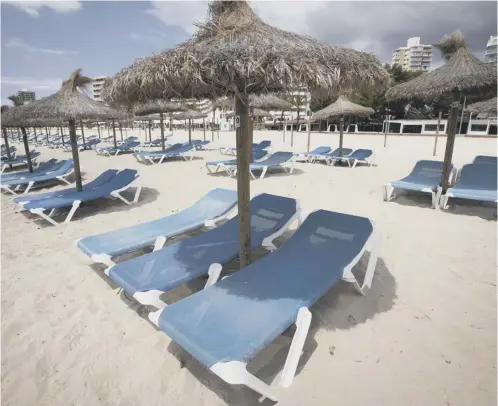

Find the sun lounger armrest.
[{"left": 262, "top": 201, "right": 302, "bottom": 251}]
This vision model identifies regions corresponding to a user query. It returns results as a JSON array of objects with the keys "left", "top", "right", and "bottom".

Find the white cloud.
[
  {"left": 2, "top": 76, "right": 62, "bottom": 90},
  {"left": 5, "top": 38, "right": 78, "bottom": 56},
  {"left": 3, "top": 1, "right": 82, "bottom": 17},
  {"left": 145, "top": 1, "right": 208, "bottom": 35}
]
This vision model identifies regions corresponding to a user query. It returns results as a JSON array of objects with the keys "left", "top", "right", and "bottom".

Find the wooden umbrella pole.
[
  {"left": 306, "top": 112, "right": 312, "bottom": 152},
  {"left": 203, "top": 117, "right": 206, "bottom": 141},
  {"left": 160, "top": 112, "right": 166, "bottom": 152},
  {"left": 188, "top": 118, "right": 192, "bottom": 143},
  {"left": 119, "top": 123, "right": 123, "bottom": 141},
  {"left": 441, "top": 99, "right": 460, "bottom": 193},
  {"left": 80, "top": 119, "right": 86, "bottom": 149},
  {"left": 290, "top": 117, "right": 294, "bottom": 146},
  {"left": 2, "top": 127, "right": 12, "bottom": 160},
  {"left": 148, "top": 120, "right": 152, "bottom": 142},
  {"left": 235, "top": 94, "right": 251, "bottom": 269},
  {"left": 339, "top": 115, "right": 344, "bottom": 152},
  {"left": 21, "top": 127, "right": 34, "bottom": 173},
  {"left": 383, "top": 105, "right": 389, "bottom": 147},
  {"left": 433, "top": 111, "right": 442, "bottom": 156},
  {"left": 45, "top": 127, "right": 49, "bottom": 143},
  {"left": 211, "top": 108, "right": 215, "bottom": 142},
  {"left": 68, "top": 119, "right": 83, "bottom": 192},
  {"left": 283, "top": 118, "right": 287, "bottom": 142},
  {"left": 60, "top": 126, "right": 65, "bottom": 146},
  {"left": 112, "top": 119, "right": 117, "bottom": 148},
  {"left": 281, "top": 111, "right": 286, "bottom": 142},
  {"left": 97, "top": 123, "right": 101, "bottom": 139},
  {"left": 169, "top": 113, "right": 174, "bottom": 135}
]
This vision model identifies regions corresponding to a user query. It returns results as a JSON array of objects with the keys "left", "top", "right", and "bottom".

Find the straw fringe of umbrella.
[{"left": 467, "top": 96, "right": 497, "bottom": 114}]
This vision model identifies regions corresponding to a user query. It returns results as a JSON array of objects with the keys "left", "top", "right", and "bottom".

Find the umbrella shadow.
[
  {"left": 440, "top": 199, "right": 497, "bottom": 221},
  {"left": 386, "top": 191, "right": 436, "bottom": 209}
]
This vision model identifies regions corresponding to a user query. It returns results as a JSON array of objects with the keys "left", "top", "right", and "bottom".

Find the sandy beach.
[{"left": 1, "top": 129, "right": 496, "bottom": 406}]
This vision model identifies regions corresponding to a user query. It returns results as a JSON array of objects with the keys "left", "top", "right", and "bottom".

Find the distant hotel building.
[
  {"left": 92, "top": 76, "right": 108, "bottom": 102},
  {"left": 17, "top": 89, "right": 36, "bottom": 103},
  {"left": 485, "top": 35, "right": 497, "bottom": 64},
  {"left": 392, "top": 37, "right": 432, "bottom": 72}
]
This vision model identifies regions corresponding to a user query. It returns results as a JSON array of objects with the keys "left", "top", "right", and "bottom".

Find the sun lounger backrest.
[
  {"left": 311, "top": 146, "right": 331, "bottom": 155},
  {"left": 409, "top": 160, "right": 446, "bottom": 181},
  {"left": 157, "top": 209, "right": 373, "bottom": 368},
  {"left": 257, "top": 140, "right": 271, "bottom": 149},
  {"left": 256, "top": 151, "right": 294, "bottom": 166},
  {"left": 473, "top": 155, "right": 497, "bottom": 165},
  {"left": 456, "top": 163, "right": 497, "bottom": 190},
  {"left": 350, "top": 149, "right": 373, "bottom": 160},
  {"left": 252, "top": 149, "right": 268, "bottom": 161}
]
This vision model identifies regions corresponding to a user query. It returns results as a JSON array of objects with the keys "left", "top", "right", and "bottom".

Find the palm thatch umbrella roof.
[
  {"left": 104, "top": 1, "right": 389, "bottom": 103},
  {"left": 312, "top": 95, "right": 374, "bottom": 120},
  {"left": 386, "top": 32, "right": 497, "bottom": 101},
  {"left": 133, "top": 99, "right": 188, "bottom": 116},
  {"left": 212, "top": 97, "right": 233, "bottom": 110},
  {"left": 226, "top": 108, "right": 272, "bottom": 118},
  {"left": 467, "top": 96, "right": 497, "bottom": 114},
  {"left": 174, "top": 109, "right": 208, "bottom": 120},
  {"left": 249, "top": 94, "right": 293, "bottom": 110}
]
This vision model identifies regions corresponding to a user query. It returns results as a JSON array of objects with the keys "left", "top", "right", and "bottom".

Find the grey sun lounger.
[
  {"left": 21, "top": 169, "right": 141, "bottom": 225},
  {"left": 308, "top": 148, "right": 353, "bottom": 165},
  {"left": 76, "top": 188, "right": 238, "bottom": 267},
  {"left": 61, "top": 138, "right": 100, "bottom": 152},
  {"left": 134, "top": 142, "right": 199, "bottom": 164},
  {"left": 220, "top": 140, "right": 271, "bottom": 155},
  {"left": 227, "top": 151, "right": 296, "bottom": 179},
  {"left": 0, "top": 159, "right": 74, "bottom": 195},
  {"left": 339, "top": 149, "right": 374, "bottom": 168},
  {"left": 148, "top": 209, "right": 380, "bottom": 401},
  {"left": 97, "top": 141, "right": 141, "bottom": 156},
  {"left": 1, "top": 151, "right": 41, "bottom": 172},
  {"left": 383, "top": 160, "right": 455, "bottom": 208},
  {"left": 439, "top": 163, "right": 498, "bottom": 209},
  {"left": 106, "top": 193, "right": 302, "bottom": 309},
  {"left": 295, "top": 146, "right": 331, "bottom": 162},
  {"left": 14, "top": 169, "right": 119, "bottom": 207},
  {"left": 473, "top": 155, "right": 497, "bottom": 165},
  {"left": 205, "top": 149, "right": 268, "bottom": 175}
]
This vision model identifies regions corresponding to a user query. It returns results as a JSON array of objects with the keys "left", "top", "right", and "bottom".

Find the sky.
[{"left": 1, "top": 0, "right": 496, "bottom": 105}]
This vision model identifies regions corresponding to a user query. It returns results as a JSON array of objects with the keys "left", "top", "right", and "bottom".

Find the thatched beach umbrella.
[
  {"left": 250, "top": 93, "right": 292, "bottom": 139},
  {"left": 386, "top": 32, "right": 497, "bottom": 191},
  {"left": 313, "top": 95, "right": 374, "bottom": 153},
  {"left": 105, "top": 0, "right": 389, "bottom": 268},
  {"left": 133, "top": 100, "right": 187, "bottom": 150},
  {"left": 467, "top": 96, "right": 497, "bottom": 114},
  {"left": 174, "top": 109, "right": 208, "bottom": 143},
  {"left": 12, "top": 69, "right": 122, "bottom": 191}
]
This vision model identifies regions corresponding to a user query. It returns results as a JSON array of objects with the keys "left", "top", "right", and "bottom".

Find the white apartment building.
[
  {"left": 392, "top": 37, "right": 432, "bottom": 72},
  {"left": 92, "top": 76, "right": 108, "bottom": 102},
  {"left": 16, "top": 89, "right": 36, "bottom": 103},
  {"left": 485, "top": 35, "right": 497, "bottom": 64}
]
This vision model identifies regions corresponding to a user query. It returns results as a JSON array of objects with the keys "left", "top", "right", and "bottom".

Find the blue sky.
[{"left": 1, "top": 1, "right": 496, "bottom": 105}]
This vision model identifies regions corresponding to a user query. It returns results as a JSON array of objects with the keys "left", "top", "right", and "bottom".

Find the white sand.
[{"left": 2, "top": 129, "right": 496, "bottom": 406}]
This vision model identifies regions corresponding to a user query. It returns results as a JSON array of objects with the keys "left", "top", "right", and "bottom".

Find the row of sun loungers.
[
  {"left": 384, "top": 156, "right": 497, "bottom": 209},
  {"left": 302, "top": 146, "right": 374, "bottom": 167},
  {"left": 1, "top": 151, "right": 40, "bottom": 172},
  {"left": 74, "top": 189, "right": 379, "bottom": 400}
]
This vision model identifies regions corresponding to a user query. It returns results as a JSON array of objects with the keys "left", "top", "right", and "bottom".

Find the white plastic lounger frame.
[
  {"left": 148, "top": 213, "right": 379, "bottom": 402},
  {"left": 28, "top": 176, "right": 142, "bottom": 226},
  {"left": 1, "top": 157, "right": 39, "bottom": 173},
  {"left": 437, "top": 187, "right": 498, "bottom": 210},
  {"left": 342, "top": 154, "right": 375, "bottom": 168},
  {"left": 89, "top": 203, "right": 237, "bottom": 268},
  {"left": 117, "top": 200, "right": 303, "bottom": 310},
  {"left": 205, "top": 162, "right": 237, "bottom": 176}
]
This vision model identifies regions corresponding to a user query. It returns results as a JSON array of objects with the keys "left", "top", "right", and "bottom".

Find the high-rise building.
[
  {"left": 16, "top": 89, "right": 36, "bottom": 103},
  {"left": 392, "top": 37, "right": 432, "bottom": 72},
  {"left": 485, "top": 35, "right": 497, "bottom": 64},
  {"left": 92, "top": 76, "right": 108, "bottom": 102}
]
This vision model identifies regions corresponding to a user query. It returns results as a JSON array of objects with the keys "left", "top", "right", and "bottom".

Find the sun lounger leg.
[
  {"left": 153, "top": 236, "right": 167, "bottom": 251},
  {"left": 133, "top": 289, "right": 168, "bottom": 309},
  {"left": 91, "top": 253, "right": 115, "bottom": 268},
  {"left": 30, "top": 208, "right": 59, "bottom": 226},
  {"left": 22, "top": 181, "right": 34, "bottom": 195},
  {"left": 383, "top": 184, "right": 394, "bottom": 201},
  {"left": 262, "top": 204, "right": 302, "bottom": 251},
  {"left": 65, "top": 200, "right": 81, "bottom": 223},
  {"left": 280, "top": 307, "right": 312, "bottom": 388},
  {"left": 438, "top": 187, "right": 450, "bottom": 209},
  {"left": 1, "top": 185, "right": 17, "bottom": 195},
  {"left": 258, "top": 167, "right": 267, "bottom": 180},
  {"left": 204, "top": 263, "right": 223, "bottom": 288},
  {"left": 57, "top": 171, "right": 74, "bottom": 185}
]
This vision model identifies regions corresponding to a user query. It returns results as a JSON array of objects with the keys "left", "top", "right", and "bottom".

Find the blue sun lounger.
[
  {"left": 1, "top": 158, "right": 58, "bottom": 181},
  {"left": 308, "top": 147, "right": 353, "bottom": 165},
  {"left": 62, "top": 137, "right": 101, "bottom": 152},
  {"left": 76, "top": 188, "right": 238, "bottom": 267},
  {"left": 473, "top": 155, "right": 497, "bottom": 165},
  {"left": 106, "top": 193, "right": 302, "bottom": 308},
  {"left": 1, "top": 146, "right": 16, "bottom": 158},
  {"left": 0, "top": 159, "right": 74, "bottom": 195},
  {"left": 205, "top": 149, "right": 268, "bottom": 175},
  {"left": 220, "top": 140, "right": 271, "bottom": 155},
  {"left": 383, "top": 160, "right": 455, "bottom": 208},
  {"left": 228, "top": 151, "right": 296, "bottom": 180},
  {"left": 339, "top": 149, "right": 374, "bottom": 168},
  {"left": 148, "top": 209, "right": 380, "bottom": 401},
  {"left": 134, "top": 142, "right": 199, "bottom": 164},
  {"left": 439, "top": 163, "right": 498, "bottom": 209},
  {"left": 14, "top": 169, "right": 119, "bottom": 207},
  {"left": 1, "top": 151, "right": 41, "bottom": 172},
  {"left": 143, "top": 135, "right": 172, "bottom": 147},
  {"left": 295, "top": 146, "right": 331, "bottom": 162},
  {"left": 22, "top": 169, "right": 141, "bottom": 225},
  {"left": 97, "top": 140, "right": 141, "bottom": 156}
]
